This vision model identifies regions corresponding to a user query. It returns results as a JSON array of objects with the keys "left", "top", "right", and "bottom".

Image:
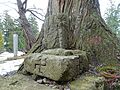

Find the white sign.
[{"left": 13, "top": 34, "right": 18, "bottom": 56}]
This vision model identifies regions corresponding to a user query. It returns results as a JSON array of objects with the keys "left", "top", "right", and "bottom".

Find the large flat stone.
[
  {"left": 24, "top": 49, "right": 89, "bottom": 81},
  {"left": 24, "top": 54, "right": 80, "bottom": 81}
]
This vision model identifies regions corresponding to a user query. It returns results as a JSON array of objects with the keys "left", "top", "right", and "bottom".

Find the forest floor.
[
  {"left": 0, "top": 52, "right": 60, "bottom": 90},
  {"left": 0, "top": 51, "right": 68, "bottom": 90}
]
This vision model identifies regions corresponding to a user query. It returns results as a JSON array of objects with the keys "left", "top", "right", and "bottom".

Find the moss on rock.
[
  {"left": 70, "top": 74, "right": 105, "bottom": 90},
  {"left": 23, "top": 49, "right": 89, "bottom": 81}
]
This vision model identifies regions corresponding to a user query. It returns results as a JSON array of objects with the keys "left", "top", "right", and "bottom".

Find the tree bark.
[
  {"left": 26, "top": 0, "right": 120, "bottom": 66},
  {"left": 17, "top": 0, "right": 36, "bottom": 51}
]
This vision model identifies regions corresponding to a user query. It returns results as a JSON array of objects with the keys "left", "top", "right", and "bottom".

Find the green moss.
[{"left": 70, "top": 75, "right": 104, "bottom": 90}]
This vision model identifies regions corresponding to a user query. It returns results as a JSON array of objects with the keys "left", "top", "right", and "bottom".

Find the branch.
[
  {"left": 26, "top": 9, "right": 44, "bottom": 17},
  {"left": 27, "top": 8, "right": 45, "bottom": 15},
  {"left": 117, "top": 3, "right": 120, "bottom": 9},
  {"left": 27, "top": 9, "right": 44, "bottom": 22},
  {"left": 22, "top": 0, "right": 28, "bottom": 11},
  {"left": 27, "top": 7, "right": 43, "bottom": 11}
]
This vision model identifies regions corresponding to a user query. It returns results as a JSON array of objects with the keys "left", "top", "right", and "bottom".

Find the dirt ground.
[{"left": 0, "top": 74, "right": 58, "bottom": 90}]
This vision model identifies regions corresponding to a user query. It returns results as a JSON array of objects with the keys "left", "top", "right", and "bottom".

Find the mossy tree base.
[{"left": 20, "top": 0, "right": 120, "bottom": 73}]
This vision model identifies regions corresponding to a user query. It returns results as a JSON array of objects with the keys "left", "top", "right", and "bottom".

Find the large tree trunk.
[
  {"left": 27, "top": 0, "right": 120, "bottom": 66},
  {"left": 17, "top": 0, "right": 36, "bottom": 51}
]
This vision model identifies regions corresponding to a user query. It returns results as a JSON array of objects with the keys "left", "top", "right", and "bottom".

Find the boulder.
[
  {"left": 70, "top": 74, "right": 105, "bottom": 90},
  {"left": 23, "top": 49, "right": 89, "bottom": 81}
]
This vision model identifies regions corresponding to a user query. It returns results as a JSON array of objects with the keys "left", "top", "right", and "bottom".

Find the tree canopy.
[
  {"left": 0, "top": 11, "right": 39, "bottom": 52},
  {"left": 105, "top": 2, "right": 120, "bottom": 37}
]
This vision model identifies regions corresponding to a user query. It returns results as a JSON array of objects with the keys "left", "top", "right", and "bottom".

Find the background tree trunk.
[
  {"left": 17, "top": 0, "right": 36, "bottom": 51},
  {"left": 28, "top": 0, "right": 120, "bottom": 66}
]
